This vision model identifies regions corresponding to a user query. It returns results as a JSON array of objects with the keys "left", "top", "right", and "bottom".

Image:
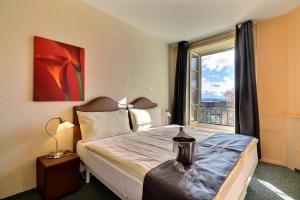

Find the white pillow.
[
  {"left": 77, "top": 110, "right": 131, "bottom": 142},
  {"left": 129, "top": 107, "right": 162, "bottom": 131}
]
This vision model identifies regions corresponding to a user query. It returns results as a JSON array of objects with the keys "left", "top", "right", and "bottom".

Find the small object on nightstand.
[{"left": 36, "top": 150, "right": 80, "bottom": 200}]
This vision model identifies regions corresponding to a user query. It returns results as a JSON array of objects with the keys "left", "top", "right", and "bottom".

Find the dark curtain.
[
  {"left": 172, "top": 41, "right": 189, "bottom": 125},
  {"left": 235, "top": 20, "right": 261, "bottom": 158}
]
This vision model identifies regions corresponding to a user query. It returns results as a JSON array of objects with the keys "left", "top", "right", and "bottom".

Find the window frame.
[
  {"left": 189, "top": 51, "right": 201, "bottom": 123},
  {"left": 189, "top": 44, "right": 235, "bottom": 132}
]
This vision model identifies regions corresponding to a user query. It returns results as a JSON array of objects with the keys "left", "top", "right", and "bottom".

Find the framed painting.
[{"left": 34, "top": 36, "right": 85, "bottom": 101}]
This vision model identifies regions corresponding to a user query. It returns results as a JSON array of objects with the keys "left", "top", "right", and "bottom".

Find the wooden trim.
[
  {"left": 129, "top": 97, "right": 157, "bottom": 109},
  {"left": 260, "top": 158, "right": 283, "bottom": 166}
]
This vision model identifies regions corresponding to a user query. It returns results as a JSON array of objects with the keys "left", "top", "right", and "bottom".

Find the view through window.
[{"left": 190, "top": 49, "right": 235, "bottom": 127}]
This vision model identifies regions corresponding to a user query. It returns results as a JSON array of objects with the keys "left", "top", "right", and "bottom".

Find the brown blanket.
[{"left": 142, "top": 133, "right": 254, "bottom": 200}]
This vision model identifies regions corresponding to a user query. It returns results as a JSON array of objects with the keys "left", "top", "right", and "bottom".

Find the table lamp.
[{"left": 45, "top": 117, "right": 74, "bottom": 159}]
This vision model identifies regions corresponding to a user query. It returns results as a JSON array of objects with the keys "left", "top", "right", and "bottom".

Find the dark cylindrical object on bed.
[
  {"left": 176, "top": 141, "right": 195, "bottom": 165},
  {"left": 173, "top": 127, "right": 196, "bottom": 166}
]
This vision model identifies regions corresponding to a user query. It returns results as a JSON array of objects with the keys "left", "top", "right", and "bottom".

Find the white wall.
[{"left": 0, "top": 0, "right": 169, "bottom": 198}]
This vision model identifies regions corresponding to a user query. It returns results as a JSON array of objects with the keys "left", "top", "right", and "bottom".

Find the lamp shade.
[
  {"left": 56, "top": 120, "right": 74, "bottom": 133},
  {"left": 59, "top": 121, "right": 74, "bottom": 129}
]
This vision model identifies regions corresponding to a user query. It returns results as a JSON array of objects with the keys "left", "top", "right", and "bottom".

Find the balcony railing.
[{"left": 199, "top": 105, "right": 234, "bottom": 127}]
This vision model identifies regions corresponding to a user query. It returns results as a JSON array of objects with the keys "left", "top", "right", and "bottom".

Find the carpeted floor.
[
  {"left": 245, "top": 162, "right": 300, "bottom": 200},
  {"left": 4, "top": 162, "right": 300, "bottom": 200}
]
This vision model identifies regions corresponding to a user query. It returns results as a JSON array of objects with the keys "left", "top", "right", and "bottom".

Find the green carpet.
[
  {"left": 4, "top": 162, "right": 300, "bottom": 200},
  {"left": 245, "top": 162, "right": 300, "bottom": 200}
]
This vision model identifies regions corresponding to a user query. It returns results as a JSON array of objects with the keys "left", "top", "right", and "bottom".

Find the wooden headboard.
[
  {"left": 129, "top": 97, "right": 157, "bottom": 109},
  {"left": 73, "top": 96, "right": 124, "bottom": 152},
  {"left": 128, "top": 97, "right": 158, "bottom": 129},
  {"left": 73, "top": 96, "right": 157, "bottom": 152}
]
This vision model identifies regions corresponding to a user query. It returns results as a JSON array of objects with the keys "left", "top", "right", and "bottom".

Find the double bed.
[{"left": 73, "top": 97, "right": 258, "bottom": 200}]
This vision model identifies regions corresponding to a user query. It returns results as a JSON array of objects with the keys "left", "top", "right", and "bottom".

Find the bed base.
[
  {"left": 238, "top": 159, "right": 258, "bottom": 200},
  {"left": 82, "top": 159, "right": 258, "bottom": 200},
  {"left": 82, "top": 163, "right": 129, "bottom": 200}
]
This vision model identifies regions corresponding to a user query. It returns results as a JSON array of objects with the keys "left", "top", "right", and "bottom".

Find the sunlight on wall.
[
  {"left": 257, "top": 179, "right": 295, "bottom": 200},
  {"left": 118, "top": 97, "right": 128, "bottom": 104}
]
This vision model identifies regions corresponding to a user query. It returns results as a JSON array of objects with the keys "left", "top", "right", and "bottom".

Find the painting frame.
[{"left": 33, "top": 36, "right": 85, "bottom": 101}]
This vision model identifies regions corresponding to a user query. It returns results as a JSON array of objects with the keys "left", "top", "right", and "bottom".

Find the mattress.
[{"left": 77, "top": 125, "right": 258, "bottom": 200}]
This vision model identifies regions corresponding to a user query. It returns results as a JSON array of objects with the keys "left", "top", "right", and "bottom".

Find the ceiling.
[{"left": 82, "top": 0, "right": 300, "bottom": 44}]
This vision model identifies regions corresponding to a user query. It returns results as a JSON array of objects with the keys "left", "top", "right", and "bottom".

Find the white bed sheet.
[
  {"left": 77, "top": 126, "right": 258, "bottom": 200},
  {"left": 78, "top": 141, "right": 142, "bottom": 200},
  {"left": 82, "top": 125, "right": 217, "bottom": 181}
]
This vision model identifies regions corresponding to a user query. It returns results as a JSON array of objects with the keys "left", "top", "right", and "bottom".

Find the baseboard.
[
  {"left": 1, "top": 188, "right": 37, "bottom": 200},
  {"left": 260, "top": 158, "right": 283, "bottom": 166}
]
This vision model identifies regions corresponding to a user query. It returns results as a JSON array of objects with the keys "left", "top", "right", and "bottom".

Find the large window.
[{"left": 190, "top": 47, "right": 235, "bottom": 128}]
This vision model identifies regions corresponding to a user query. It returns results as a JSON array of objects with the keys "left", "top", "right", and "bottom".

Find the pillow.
[
  {"left": 129, "top": 107, "right": 162, "bottom": 131},
  {"left": 77, "top": 110, "right": 131, "bottom": 142}
]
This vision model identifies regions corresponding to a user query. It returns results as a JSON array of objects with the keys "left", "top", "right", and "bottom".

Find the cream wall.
[
  {"left": 255, "top": 6, "right": 300, "bottom": 169},
  {"left": 0, "top": 0, "right": 168, "bottom": 198}
]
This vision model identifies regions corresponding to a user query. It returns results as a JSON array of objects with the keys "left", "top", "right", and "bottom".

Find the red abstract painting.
[{"left": 34, "top": 36, "right": 85, "bottom": 101}]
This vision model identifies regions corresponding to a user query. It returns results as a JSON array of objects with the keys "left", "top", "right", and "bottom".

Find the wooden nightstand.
[{"left": 36, "top": 151, "right": 80, "bottom": 200}]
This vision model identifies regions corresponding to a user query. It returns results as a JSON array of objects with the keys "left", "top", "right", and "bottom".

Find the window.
[
  {"left": 190, "top": 53, "right": 200, "bottom": 122},
  {"left": 189, "top": 37, "right": 235, "bottom": 130}
]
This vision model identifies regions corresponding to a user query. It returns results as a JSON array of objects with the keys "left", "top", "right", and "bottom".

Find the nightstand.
[{"left": 36, "top": 151, "right": 80, "bottom": 200}]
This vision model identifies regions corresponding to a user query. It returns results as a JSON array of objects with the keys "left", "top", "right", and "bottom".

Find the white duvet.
[{"left": 85, "top": 125, "right": 218, "bottom": 180}]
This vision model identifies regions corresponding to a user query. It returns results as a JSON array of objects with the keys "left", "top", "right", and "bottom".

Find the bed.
[{"left": 73, "top": 96, "right": 258, "bottom": 200}]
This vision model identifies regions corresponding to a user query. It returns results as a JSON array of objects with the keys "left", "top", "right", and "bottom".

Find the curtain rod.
[
  {"left": 169, "top": 27, "right": 235, "bottom": 48},
  {"left": 170, "top": 20, "right": 256, "bottom": 47},
  {"left": 184, "top": 20, "right": 256, "bottom": 46},
  {"left": 188, "top": 28, "right": 235, "bottom": 45}
]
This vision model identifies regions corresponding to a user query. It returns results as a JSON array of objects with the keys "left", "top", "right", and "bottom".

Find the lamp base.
[{"left": 46, "top": 150, "right": 65, "bottom": 159}]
